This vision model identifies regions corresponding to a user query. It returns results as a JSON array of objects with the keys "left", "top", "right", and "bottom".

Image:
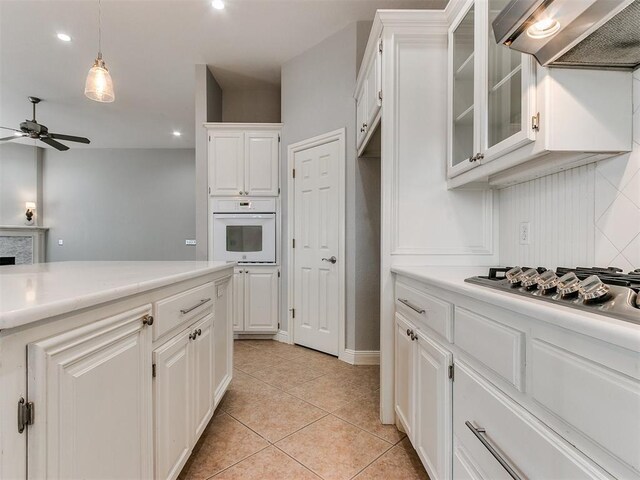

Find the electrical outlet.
[
  {"left": 57, "top": 239, "right": 64, "bottom": 246},
  {"left": 519, "top": 222, "right": 530, "bottom": 245},
  {"left": 185, "top": 239, "right": 197, "bottom": 246}
]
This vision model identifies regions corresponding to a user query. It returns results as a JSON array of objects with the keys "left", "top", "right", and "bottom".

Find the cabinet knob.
[
  {"left": 476, "top": 152, "right": 484, "bottom": 161},
  {"left": 196, "top": 328, "right": 202, "bottom": 336},
  {"left": 468, "top": 155, "right": 475, "bottom": 163},
  {"left": 406, "top": 328, "right": 411, "bottom": 336},
  {"left": 239, "top": 191, "right": 244, "bottom": 195},
  {"left": 142, "top": 314, "right": 154, "bottom": 327},
  {"left": 245, "top": 191, "right": 249, "bottom": 195}
]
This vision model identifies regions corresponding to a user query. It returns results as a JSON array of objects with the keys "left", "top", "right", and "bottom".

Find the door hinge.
[
  {"left": 208, "top": 135, "right": 211, "bottom": 141},
  {"left": 278, "top": 187, "right": 281, "bottom": 194},
  {"left": 292, "top": 238, "right": 295, "bottom": 248},
  {"left": 448, "top": 364, "right": 454, "bottom": 381},
  {"left": 532, "top": 112, "right": 540, "bottom": 132},
  {"left": 378, "top": 90, "right": 382, "bottom": 101},
  {"left": 292, "top": 168, "right": 296, "bottom": 179},
  {"left": 278, "top": 270, "right": 281, "bottom": 278},
  {"left": 278, "top": 134, "right": 281, "bottom": 143},
  {"left": 379, "top": 39, "right": 383, "bottom": 54},
  {"left": 17, "top": 397, "right": 34, "bottom": 433},
  {"left": 278, "top": 322, "right": 280, "bottom": 329},
  {"left": 152, "top": 364, "right": 156, "bottom": 378},
  {"left": 291, "top": 308, "right": 295, "bottom": 319},
  {"left": 208, "top": 186, "right": 211, "bottom": 194}
]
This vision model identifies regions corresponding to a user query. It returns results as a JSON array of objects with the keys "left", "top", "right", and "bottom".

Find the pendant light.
[{"left": 84, "top": 0, "right": 115, "bottom": 103}]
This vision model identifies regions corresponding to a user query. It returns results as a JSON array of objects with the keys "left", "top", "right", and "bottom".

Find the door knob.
[{"left": 322, "top": 256, "right": 337, "bottom": 264}]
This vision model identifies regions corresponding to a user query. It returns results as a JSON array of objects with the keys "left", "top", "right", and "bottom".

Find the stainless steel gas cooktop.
[{"left": 465, "top": 267, "right": 640, "bottom": 324}]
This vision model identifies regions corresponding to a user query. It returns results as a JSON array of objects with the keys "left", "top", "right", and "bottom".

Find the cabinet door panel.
[
  {"left": 356, "top": 84, "right": 368, "bottom": 149},
  {"left": 214, "top": 277, "right": 233, "bottom": 406},
  {"left": 209, "top": 131, "right": 245, "bottom": 196},
  {"left": 415, "top": 329, "right": 453, "bottom": 480},
  {"left": 233, "top": 269, "right": 245, "bottom": 331},
  {"left": 245, "top": 131, "right": 279, "bottom": 196},
  {"left": 394, "top": 313, "right": 415, "bottom": 439},
  {"left": 27, "top": 305, "right": 153, "bottom": 480},
  {"left": 244, "top": 267, "right": 279, "bottom": 332},
  {"left": 154, "top": 331, "right": 191, "bottom": 480},
  {"left": 192, "top": 314, "right": 214, "bottom": 441},
  {"left": 365, "top": 49, "right": 381, "bottom": 129}
]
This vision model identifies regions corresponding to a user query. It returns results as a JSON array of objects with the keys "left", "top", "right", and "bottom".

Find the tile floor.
[{"left": 179, "top": 339, "right": 428, "bottom": 480}]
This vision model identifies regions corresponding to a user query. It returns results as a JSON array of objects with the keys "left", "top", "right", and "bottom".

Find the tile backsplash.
[{"left": 499, "top": 69, "right": 640, "bottom": 270}]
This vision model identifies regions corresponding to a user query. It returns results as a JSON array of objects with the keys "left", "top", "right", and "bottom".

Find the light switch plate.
[
  {"left": 58, "top": 239, "right": 64, "bottom": 246},
  {"left": 519, "top": 222, "right": 530, "bottom": 245}
]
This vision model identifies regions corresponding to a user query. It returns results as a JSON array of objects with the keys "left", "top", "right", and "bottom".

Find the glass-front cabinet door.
[
  {"left": 481, "top": 0, "right": 536, "bottom": 163},
  {"left": 448, "top": 1, "right": 477, "bottom": 177}
]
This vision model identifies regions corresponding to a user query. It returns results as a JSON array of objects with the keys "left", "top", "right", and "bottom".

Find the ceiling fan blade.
[
  {"left": 49, "top": 133, "right": 90, "bottom": 144},
  {"left": 0, "top": 126, "right": 22, "bottom": 132},
  {"left": 0, "top": 136, "right": 19, "bottom": 142},
  {"left": 40, "top": 136, "right": 69, "bottom": 151}
]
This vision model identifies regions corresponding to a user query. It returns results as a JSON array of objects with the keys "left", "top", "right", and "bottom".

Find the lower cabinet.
[
  {"left": 27, "top": 305, "right": 154, "bottom": 479},
  {"left": 154, "top": 314, "right": 214, "bottom": 480},
  {"left": 394, "top": 313, "right": 453, "bottom": 480},
  {"left": 213, "top": 276, "right": 233, "bottom": 406},
  {"left": 233, "top": 266, "right": 279, "bottom": 333}
]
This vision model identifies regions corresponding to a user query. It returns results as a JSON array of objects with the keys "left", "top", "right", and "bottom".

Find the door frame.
[{"left": 286, "top": 128, "right": 346, "bottom": 360}]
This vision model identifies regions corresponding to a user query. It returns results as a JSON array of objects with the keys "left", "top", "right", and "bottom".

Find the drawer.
[
  {"left": 531, "top": 338, "right": 640, "bottom": 473},
  {"left": 396, "top": 281, "right": 453, "bottom": 342},
  {"left": 454, "top": 307, "right": 524, "bottom": 391},
  {"left": 153, "top": 282, "right": 214, "bottom": 341},
  {"left": 453, "top": 361, "right": 608, "bottom": 480}
]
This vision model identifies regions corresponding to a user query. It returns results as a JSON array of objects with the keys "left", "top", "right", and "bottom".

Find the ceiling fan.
[{"left": 0, "top": 97, "right": 90, "bottom": 151}]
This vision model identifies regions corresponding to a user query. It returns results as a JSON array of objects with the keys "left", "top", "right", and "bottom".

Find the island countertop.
[{"left": 0, "top": 261, "right": 235, "bottom": 330}]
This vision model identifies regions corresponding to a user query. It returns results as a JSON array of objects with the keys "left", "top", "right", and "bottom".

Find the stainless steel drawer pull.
[
  {"left": 180, "top": 298, "right": 212, "bottom": 315},
  {"left": 465, "top": 421, "right": 522, "bottom": 480},
  {"left": 398, "top": 298, "right": 425, "bottom": 314}
]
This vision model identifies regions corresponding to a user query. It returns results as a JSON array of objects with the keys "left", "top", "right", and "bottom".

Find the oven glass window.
[{"left": 226, "top": 226, "right": 263, "bottom": 252}]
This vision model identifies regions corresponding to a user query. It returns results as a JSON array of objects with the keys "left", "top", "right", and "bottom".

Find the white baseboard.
[
  {"left": 274, "top": 330, "right": 290, "bottom": 344},
  {"left": 340, "top": 349, "right": 380, "bottom": 366}
]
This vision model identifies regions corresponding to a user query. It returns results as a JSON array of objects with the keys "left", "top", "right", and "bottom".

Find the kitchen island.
[{"left": 0, "top": 261, "right": 235, "bottom": 480}]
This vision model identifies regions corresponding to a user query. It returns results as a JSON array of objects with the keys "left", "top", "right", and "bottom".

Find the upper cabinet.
[
  {"left": 206, "top": 124, "right": 282, "bottom": 197},
  {"left": 355, "top": 38, "right": 382, "bottom": 155},
  {"left": 447, "top": 0, "right": 633, "bottom": 188}
]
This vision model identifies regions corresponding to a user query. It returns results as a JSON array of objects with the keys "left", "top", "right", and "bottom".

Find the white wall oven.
[{"left": 212, "top": 198, "right": 277, "bottom": 264}]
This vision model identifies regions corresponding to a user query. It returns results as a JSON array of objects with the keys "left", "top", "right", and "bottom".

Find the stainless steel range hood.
[{"left": 493, "top": 0, "right": 640, "bottom": 70}]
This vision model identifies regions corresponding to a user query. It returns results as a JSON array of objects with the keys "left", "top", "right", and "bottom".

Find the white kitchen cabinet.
[
  {"left": 27, "top": 305, "right": 153, "bottom": 479},
  {"left": 153, "top": 329, "right": 191, "bottom": 480},
  {"left": 213, "top": 276, "right": 233, "bottom": 406},
  {"left": 233, "top": 266, "right": 279, "bottom": 333},
  {"left": 394, "top": 313, "right": 415, "bottom": 439},
  {"left": 206, "top": 124, "right": 282, "bottom": 197},
  {"left": 447, "top": 0, "right": 632, "bottom": 188},
  {"left": 355, "top": 37, "right": 382, "bottom": 154},
  {"left": 154, "top": 313, "right": 215, "bottom": 480},
  {"left": 414, "top": 328, "right": 453, "bottom": 480}
]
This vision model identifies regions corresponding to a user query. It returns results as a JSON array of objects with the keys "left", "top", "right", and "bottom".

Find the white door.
[
  {"left": 153, "top": 331, "right": 191, "bottom": 480},
  {"left": 395, "top": 313, "right": 415, "bottom": 440},
  {"left": 414, "top": 328, "right": 453, "bottom": 480},
  {"left": 27, "top": 306, "right": 153, "bottom": 479},
  {"left": 244, "top": 266, "right": 279, "bottom": 332},
  {"left": 233, "top": 268, "right": 245, "bottom": 331},
  {"left": 191, "top": 314, "right": 215, "bottom": 440},
  {"left": 293, "top": 136, "right": 344, "bottom": 356},
  {"left": 245, "top": 131, "right": 280, "bottom": 196},
  {"left": 209, "top": 131, "right": 245, "bottom": 196}
]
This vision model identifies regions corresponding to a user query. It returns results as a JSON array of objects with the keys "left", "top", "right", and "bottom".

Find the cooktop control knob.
[
  {"left": 557, "top": 272, "right": 581, "bottom": 297},
  {"left": 578, "top": 275, "right": 610, "bottom": 302},
  {"left": 520, "top": 268, "right": 540, "bottom": 288},
  {"left": 506, "top": 266, "right": 524, "bottom": 285},
  {"left": 537, "top": 270, "right": 559, "bottom": 293}
]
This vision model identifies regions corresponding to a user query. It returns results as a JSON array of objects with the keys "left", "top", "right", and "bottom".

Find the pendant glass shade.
[{"left": 84, "top": 54, "right": 115, "bottom": 103}]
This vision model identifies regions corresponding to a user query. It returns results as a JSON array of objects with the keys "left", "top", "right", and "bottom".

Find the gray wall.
[
  {"left": 222, "top": 87, "right": 281, "bottom": 123},
  {"left": 281, "top": 21, "right": 380, "bottom": 351},
  {"left": 43, "top": 148, "right": 196, "bottom": 261},
  {"left": 195, "top": 65, "right": 223, "bottom": 260},
  {"left": 0, "top": 143, "right": 42, "bottom": 225}
]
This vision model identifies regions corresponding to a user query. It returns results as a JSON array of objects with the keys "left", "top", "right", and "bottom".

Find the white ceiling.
[{"left": 0, "top": 0, "right": 447, "bottom": 149}]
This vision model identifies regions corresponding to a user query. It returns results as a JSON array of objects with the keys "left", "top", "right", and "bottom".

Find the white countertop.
[
  {"left": 0, "top": 261, "right": 235, "bottom": 330},
  {"left": 391, "top": 265, "right": 640, "bottom": 352}
]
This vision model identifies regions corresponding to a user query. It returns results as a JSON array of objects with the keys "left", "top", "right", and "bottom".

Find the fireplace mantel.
[{"left": 0, "top": 226, "right": 49, "bottom": 264}]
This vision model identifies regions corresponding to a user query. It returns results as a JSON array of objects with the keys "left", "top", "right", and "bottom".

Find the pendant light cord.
[{"left": 98, "top": 0, "right": 102, "bottom": 58}]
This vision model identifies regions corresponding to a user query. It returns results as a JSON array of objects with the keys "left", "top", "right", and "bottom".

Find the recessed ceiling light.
[
  {"left": 211, "top": 0, "right": 225, "bottom": 10},
  {"left": 173, "top": 131, "right": 182, "bottom": 137},
  {"left": 57, "top": 33, "right": 72, "bottom": 42}
]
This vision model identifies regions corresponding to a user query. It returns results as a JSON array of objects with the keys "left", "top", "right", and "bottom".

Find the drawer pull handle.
[
  {"left": 465, "top": 421, "right": 522, "bottom": 480},
  {"left": 398, "top": 298, "right": 425, "bottom": 314},
  {"left": 180, "top": 298, "right": 212, "bottom": 315}
]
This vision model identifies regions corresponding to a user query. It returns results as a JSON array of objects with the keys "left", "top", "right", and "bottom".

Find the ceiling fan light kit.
[{"left": 85, "top": 0, "right": 115, "bottom": 103}]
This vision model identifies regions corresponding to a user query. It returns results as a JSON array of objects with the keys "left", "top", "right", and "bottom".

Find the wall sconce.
[{"left": 25, "top": 202, "right": 36, "bottom": 226}]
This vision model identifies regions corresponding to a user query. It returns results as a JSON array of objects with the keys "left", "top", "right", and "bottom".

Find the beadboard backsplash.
[{"left": 499, "top": 69, "right": 640, "bottom": 270}]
